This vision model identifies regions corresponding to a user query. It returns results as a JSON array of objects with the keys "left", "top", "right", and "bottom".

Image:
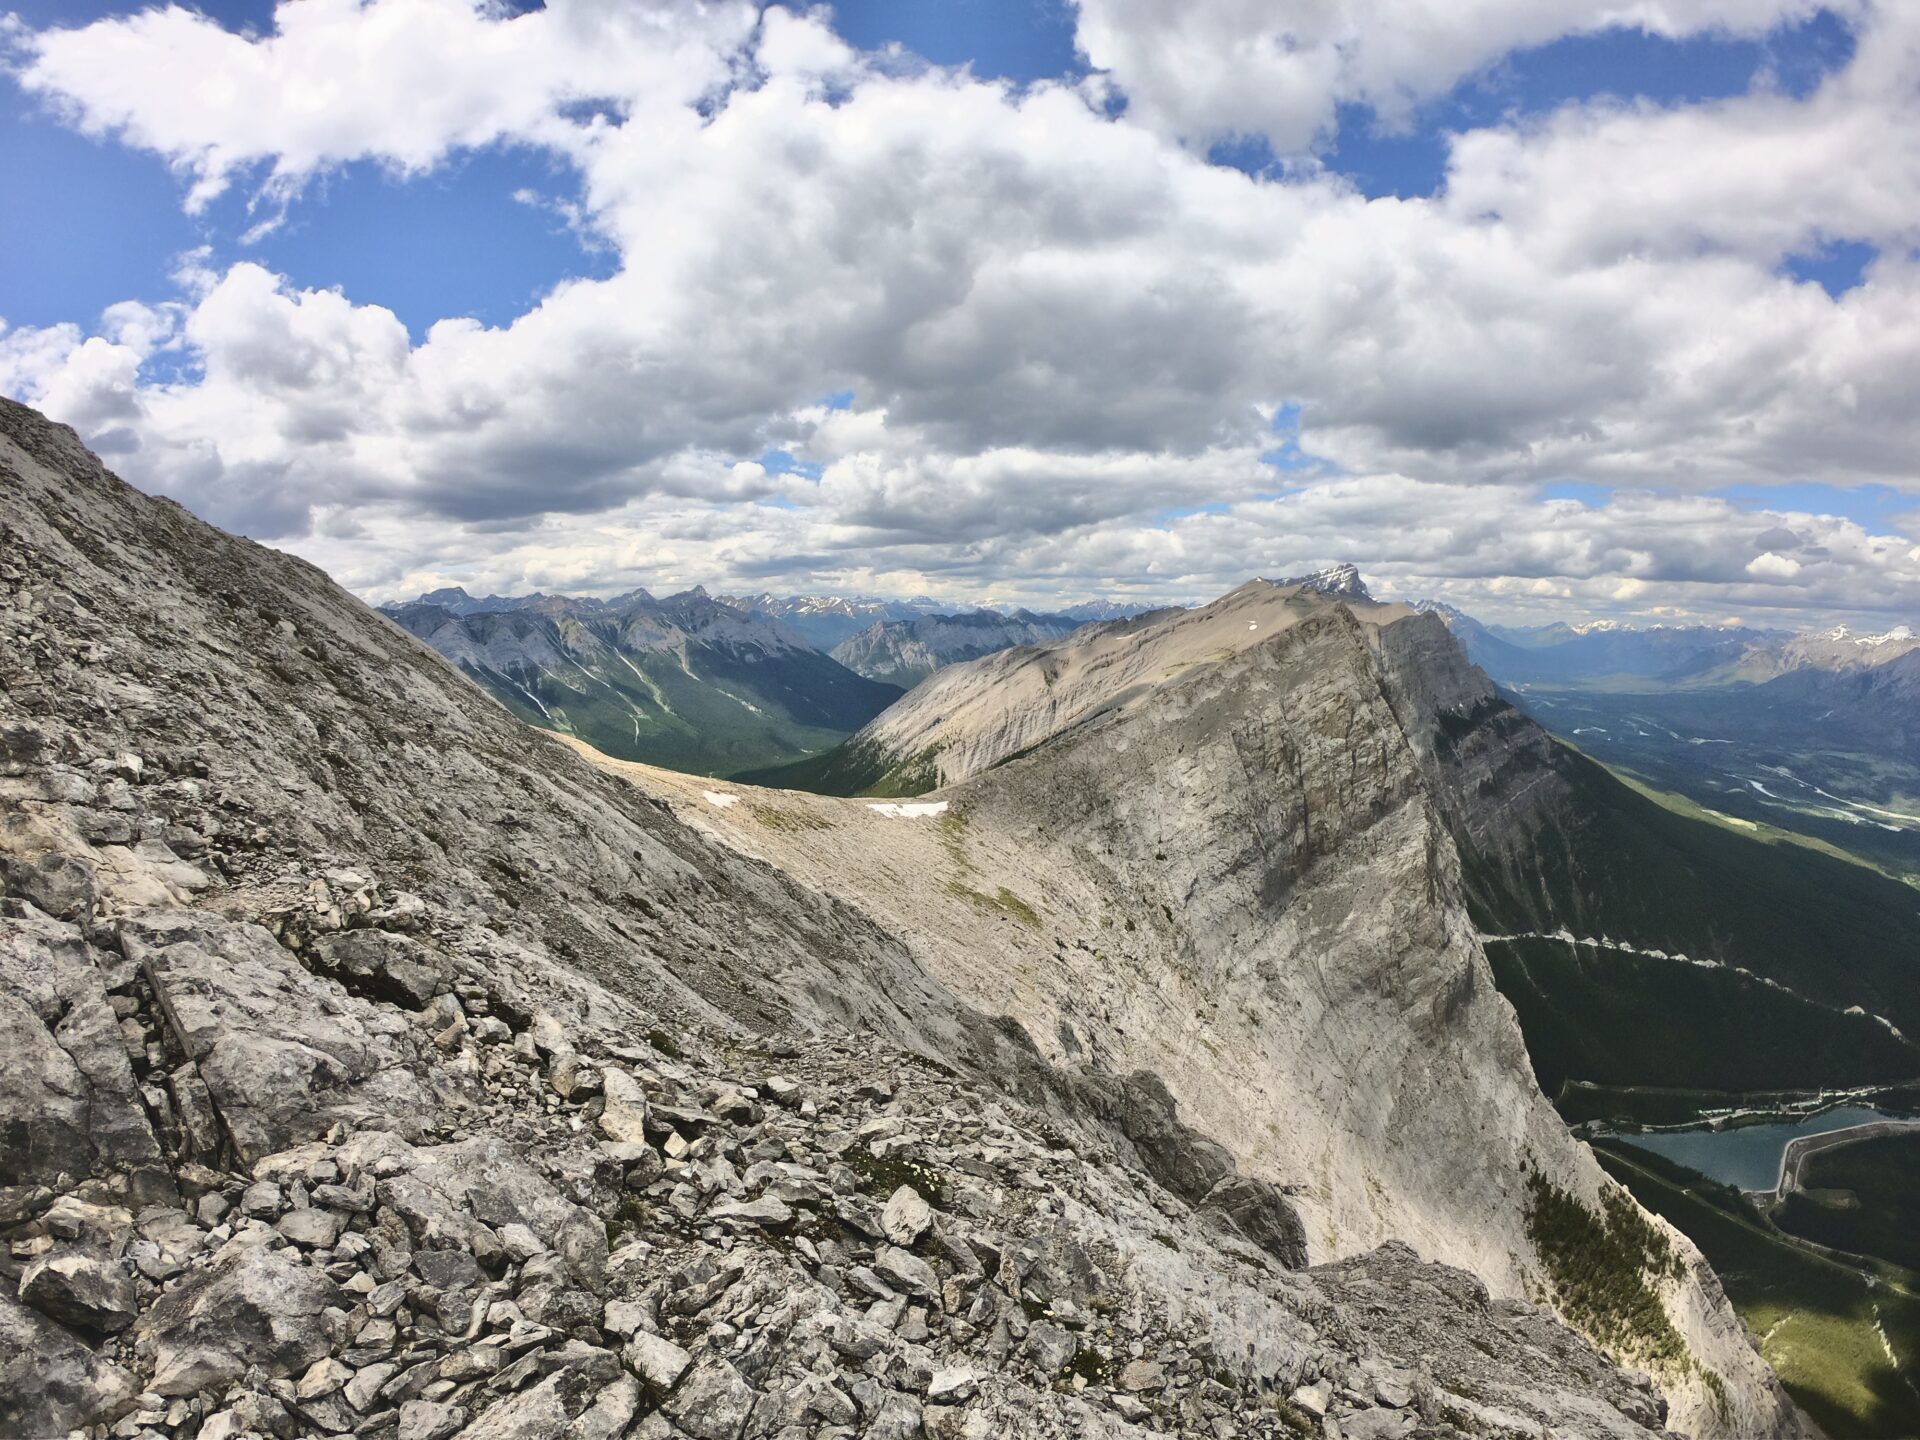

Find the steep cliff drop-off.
[
  {"left": 596, "top": 582, "right": 1810, "bottom": 1439},
  {"left": 0, "top": 400, "right": 1799, "bottom": 1439}
]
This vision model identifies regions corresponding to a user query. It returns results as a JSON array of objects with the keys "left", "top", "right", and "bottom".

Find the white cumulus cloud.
[{"left": 1, "top": 0, "right": 1917, "bottom": 627}]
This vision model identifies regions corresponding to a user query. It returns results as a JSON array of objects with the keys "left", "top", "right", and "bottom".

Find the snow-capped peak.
[{"left": 1273, "top": 563, "right": 1372, "bottom": 601}]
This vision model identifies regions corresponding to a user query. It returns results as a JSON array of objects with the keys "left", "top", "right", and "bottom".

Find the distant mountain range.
[
  {"left": 714, "top": 593, "right": 954, "bottom": 650},
  {"left": 383, "top": 586, "right": 903, "bottom": 776},
  {"left": 718, "top": 591, "right": 1164, "bottom": 650},
  {"left": 1420, "top": 600, "right": 1920, "bottom": 879},
  {"left": 829, "top": 609, "right": 1086, "bottom": 687},
  {"left": 1422, "top": 601, "right": 1918, "bottom": 691}
]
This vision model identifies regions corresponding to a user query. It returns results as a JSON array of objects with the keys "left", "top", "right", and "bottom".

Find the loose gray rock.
[
  {"left": 662, "top": 1355, "right": 757, "bottom": 1440},
  {"left": 598, "top": 1068, "right": 651, "bottom": 1146},
  {"left": 1023, "top": 1321, "right": 1077, "bottom": 1374},
  {"left": 625, "top": 1330, "right": 692, "bottom": 1393},
  {"left": 866, "top": 1391, "right": 925, "bottom": 1440},
  {"left": 882, "top": 1184, "right": 933, "bottom": 1246},
  {"left": 0, "top": 1291, "right": 135, "bottom": 1435},
  {"left": 874, "top": 1245, "right": 939, "bottom": 1300},
  {"left": 311, "top": 929, "right": 451, "bottom": 1009},
  {"left": 277, "top": 1205, "right": 347, "bottom": 1248},
  {"left": 136, "top": 1245, "right": 345, "bottom": 1395},
  {"left": 398, "top": 1400, "right": 466, "bottom": 1440},
  {"left": 18, "top": 1248, "right": 139, "bottom": 1333}
]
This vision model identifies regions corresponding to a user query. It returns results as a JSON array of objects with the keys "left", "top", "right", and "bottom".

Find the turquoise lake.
[{"left": 1599, "top": 1105, "right": 1888, "bottom": 1191}]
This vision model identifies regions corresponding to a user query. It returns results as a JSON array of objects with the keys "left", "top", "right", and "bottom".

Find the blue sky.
[
  {"left": 2, "top": 1, "right": 1871, "bottom": 337},
  {"left": 1, "top": 1, "right": 1914, "bottom": 624}
]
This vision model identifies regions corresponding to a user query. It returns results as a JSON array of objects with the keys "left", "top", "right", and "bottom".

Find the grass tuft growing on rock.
[{"left": 944, "top": 881, "right": 1042, "bottom": 928}]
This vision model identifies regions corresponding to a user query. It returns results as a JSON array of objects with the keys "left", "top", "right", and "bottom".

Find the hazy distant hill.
[{"left": 829, "top": 609, "right": 1083, "bottom": 687}]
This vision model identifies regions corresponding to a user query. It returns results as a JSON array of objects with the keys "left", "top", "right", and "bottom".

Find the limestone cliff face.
[
  {"left": 1365, "top": 609, "right": 1601, "bottom": 934},
  {"left": 944, "top": 609, "right": 1796, "bottom": 1439}
]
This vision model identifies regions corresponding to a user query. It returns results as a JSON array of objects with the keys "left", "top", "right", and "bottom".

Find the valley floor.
[{"left": 1596, "top": 1139, "right": 1920, "bottom": 1439}]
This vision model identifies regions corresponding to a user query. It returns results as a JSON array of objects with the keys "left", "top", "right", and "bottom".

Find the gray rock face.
[
  {"left": 0, "top": 912, "right": 162, "bottom": 1189},
  {"left": 0, "top": 400, "right": 1807, "bottom": 1440},
  {"left": 0, "top": 1291, "right": 135, "bottom": 1435},
  {"left": 135, "top": 1245, "right": 344, "bottom": 1394},
  {"left": 310, "top": 928, "right": 451, "bottom": 1009},
  {"left": 1199, "top": 1173, "right": 1309, "bottom": 1270},
  {"left": 120, "top": 911, "right": 431, "bottom": 1166}
]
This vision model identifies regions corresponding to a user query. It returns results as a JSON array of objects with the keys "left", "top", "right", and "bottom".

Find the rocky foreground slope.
[{"left": 0, "top": 398, "right": 1797, "bottom": 1440}]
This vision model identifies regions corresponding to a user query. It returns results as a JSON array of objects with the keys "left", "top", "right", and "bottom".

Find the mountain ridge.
[
  {"left": 828, "top": 610, "right": 1085, "bottom": 688},
  {"left": 0, "top": 402, "right": 1806, "bottom": 1439}
]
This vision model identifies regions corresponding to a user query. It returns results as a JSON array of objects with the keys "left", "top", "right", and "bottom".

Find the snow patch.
[
  {"left": 867, "top": 801, "right": 949, "bottom": 818},
  {"left": 703, "top": 791, "right": 740, "bottom": 809}
]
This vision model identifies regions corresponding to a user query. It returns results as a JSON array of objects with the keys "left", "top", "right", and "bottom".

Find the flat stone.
[
  {"left": 296, "top": 1355, "right": 352, "bottom": 1399},
  {"left": 1291, "top": 1380, "right": 1332, "bottom": 1417},
  {"left": 873, "top": 1245, "right": 939, "bottom": 1300},
  {"left": 277, "top": 1206, "right": 347, "bottom": 1248},
  {"left": 707, "top": 1194, "right": 792, "bottom": 1227},
  {"left": 602, "top": 1299, "right": 647, "bottom": 1338},
  {"left": 499, "top": 1221, "right": 546, "bottom": 1261},
  {"left": 1118, "top": 1358, "right": 1166, "bottom": 1393},
  {"left": 413, "top": 1248, "right": 486, "bottom": 1290},
  {"left": 239, "top": 1180, "right": 282, "bottom": 1217},
  {"left": 625, "top": 1330, "right": 692, "bottom": 1392},
  {"left": 345, "top": 1361, "right": 398, "bottom": 1411},
  {"left": 397, "top": 1399, "right": 465, "bottom": 1440},
  {"left": 926, "top": 1365, "right": 978, "bottom": 1403}
]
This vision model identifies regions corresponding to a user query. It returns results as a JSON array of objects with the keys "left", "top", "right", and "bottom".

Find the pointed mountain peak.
[{"left": 1272, "top": 563, "right": 1372, "bottom": 601}]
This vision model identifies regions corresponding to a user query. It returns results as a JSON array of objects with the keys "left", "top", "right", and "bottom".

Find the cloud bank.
[{"left": 3, "top": 0, "right": 1919, "bottom": 624}]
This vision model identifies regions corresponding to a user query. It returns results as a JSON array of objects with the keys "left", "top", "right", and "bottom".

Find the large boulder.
[
  {"left": 0, "top": 1291, "right": 135, "bottom": 1435},
  {"left": 19, "top": 1248, "right": 140, "bottom": 1333},
  {"left": 119, "top": 911, "right": 429, "bottom": 1164},
  {"left": 1199, "top": 1173, "right": 1309, "bottom": 1269},
  {"left": 310, "top": 929, "right": 452, "bottom": 1009},
  {"left": 372, "top": 1135, "right": 588, "bottom": 1257},
  {"left": 135, "top": 1244, "right": 345, "bottom": 1395}
]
